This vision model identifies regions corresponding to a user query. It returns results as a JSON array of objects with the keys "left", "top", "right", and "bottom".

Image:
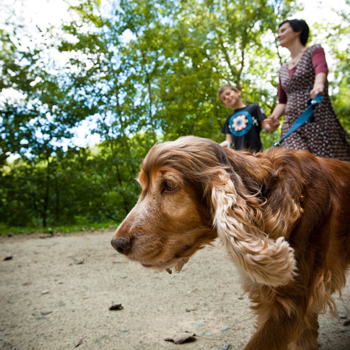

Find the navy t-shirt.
[{"left": 221, "top": 104, "right": 267, "bottom": 153}]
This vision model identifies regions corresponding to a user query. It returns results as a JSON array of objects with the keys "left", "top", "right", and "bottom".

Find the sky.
[
  {"left": 1, "top": 0, "right": 348, "bottom": 148},
  {"left": 296, "top": 0, "right": 347, "bottom": 23},
  {"left": 4, "top": 0, "right": 346, "bottom": 29}
]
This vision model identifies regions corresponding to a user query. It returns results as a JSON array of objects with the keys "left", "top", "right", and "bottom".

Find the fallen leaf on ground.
[
  {"left": 74, "top": 338, "right": 83, "bottom": 347},
  {"left": 109, "top": 303, "right": 124, "bottom": 311},
  {"left": 40, "top": 311, "right": 53, "bottom": 315},
  {"left": 164, "top": 333, "right": 196, "bottom": 344}
]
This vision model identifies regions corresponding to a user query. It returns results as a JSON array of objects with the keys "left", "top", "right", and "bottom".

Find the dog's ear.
[{"left": 210, "top": 169, "right": 296, "bottom": 287}]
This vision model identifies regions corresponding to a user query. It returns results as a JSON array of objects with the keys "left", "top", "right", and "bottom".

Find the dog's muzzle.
[{"left": 111, "top": 237, "right": 131, "bottom": 255}]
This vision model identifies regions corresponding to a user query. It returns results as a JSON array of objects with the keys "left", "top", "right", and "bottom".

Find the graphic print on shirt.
[{"left": 228, "top": 110, "right": 253, "bottom": 137}]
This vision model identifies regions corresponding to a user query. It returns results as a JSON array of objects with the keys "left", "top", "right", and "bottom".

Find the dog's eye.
[{"left": 163, "top": 180, "right": 177, "bottom": 193}]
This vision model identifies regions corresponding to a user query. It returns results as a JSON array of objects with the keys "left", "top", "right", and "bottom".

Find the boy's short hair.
[{"left": 218, "top": 85, "right": 240, "bottom": 100}]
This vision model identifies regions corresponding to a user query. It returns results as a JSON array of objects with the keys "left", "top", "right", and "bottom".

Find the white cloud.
[
  {"left": 295, "top": 0, "right": 347, "bottom": 24},
  {"left": 1, "top": 0, "right": 70, "bottom": 28}
]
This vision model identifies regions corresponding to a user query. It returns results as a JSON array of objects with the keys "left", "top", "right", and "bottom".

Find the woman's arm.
[
  {"left": 310, "top": 72, "right": 327, "bottom": 99},
  {"left": 269, "top": 103, "right": 286, "bottom": 120},
  {"left": 267, "top": 103, "right": 285, "bottom": 129},
  {"left": 270, "top": 78, "right": 287, "bottom": 122},
  {"left": 310, "top": 47, "right": 328, "bottom": 99}
]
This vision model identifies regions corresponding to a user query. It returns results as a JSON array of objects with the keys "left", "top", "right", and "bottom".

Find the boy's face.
[{"left": 220, "top": 88, "right": 241, "bottom": 109}]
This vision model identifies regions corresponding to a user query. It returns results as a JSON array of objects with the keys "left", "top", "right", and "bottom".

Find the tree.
[
  {"left": 0, "top": 22, "right": 91, "bottom": 227},
  {"left": 3, "top": 0, "right": 350, "bottom": 230},
  {"left": 59, "top": 0, "right": 297, "bottom": 148},
  {"left": 326, "top": 0, "right": 350, "bottom": 134}
]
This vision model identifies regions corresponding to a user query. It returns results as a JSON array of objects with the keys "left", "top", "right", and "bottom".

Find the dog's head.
[
  {"left": 111, "top": 136, "right": 296, "bottom": 285},
  {"left": 111, "top": 136, "right": 219, "bottom": 273}
]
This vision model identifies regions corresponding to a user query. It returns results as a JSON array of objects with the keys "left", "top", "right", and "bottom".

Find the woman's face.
[{"left": 277, "top": 22, "right": 301, "bottom": 48}]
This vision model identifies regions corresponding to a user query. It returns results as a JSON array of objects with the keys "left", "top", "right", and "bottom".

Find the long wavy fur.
[{"left": 210, "top": 169, "right": 296, "bottom": 286}]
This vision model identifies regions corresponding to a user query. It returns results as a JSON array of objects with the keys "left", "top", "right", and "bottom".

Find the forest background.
[{"left": 1, "top": 0, "right": 349, "bottom": 234}]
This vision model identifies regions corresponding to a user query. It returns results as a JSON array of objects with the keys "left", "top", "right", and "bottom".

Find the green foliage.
[
  {"left": 332, "top": 77, "right": 350, "bottom": 135},
  {"left": 0, "top": 0, "right": 349, "bottom": 232},
  {"left": 0, "top": 133, "right": 153, "bottom": 228},
  {"left": 0, "top": 221, "right": 117, "bottom": 236}
]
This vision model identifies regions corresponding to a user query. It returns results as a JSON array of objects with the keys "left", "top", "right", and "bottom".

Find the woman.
[{"left": 269, "top": 19, "right": 350, "bottom": 161}]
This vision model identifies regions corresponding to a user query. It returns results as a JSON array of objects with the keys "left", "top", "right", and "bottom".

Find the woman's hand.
[
  {"left": 262, "top": 118, "right": 280, "bottom": 132},
  {"left": 310, "top": 82, "right": 325, "bottom": 99}
]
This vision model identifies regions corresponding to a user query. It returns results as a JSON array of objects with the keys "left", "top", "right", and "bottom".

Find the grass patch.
[{"left": 0, "top": 221, "right": 118, "bottom": 235}]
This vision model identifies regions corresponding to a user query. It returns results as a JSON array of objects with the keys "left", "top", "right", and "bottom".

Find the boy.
[{"left": 218, "top": 85, "right": 279, "bottom": 152}]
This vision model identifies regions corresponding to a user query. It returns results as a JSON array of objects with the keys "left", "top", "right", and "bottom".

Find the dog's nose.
[{"left": 111, "top": 237, "right": 131, "bottom": 255}]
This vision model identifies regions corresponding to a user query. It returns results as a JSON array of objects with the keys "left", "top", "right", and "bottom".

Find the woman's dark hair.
[{"left": 279, "top": 19, "right": 309, "bottom": 46}]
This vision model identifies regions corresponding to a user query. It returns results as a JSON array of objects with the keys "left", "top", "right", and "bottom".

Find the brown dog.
[{"left": 111, "top": 136, "right": 350, "bottom": 350}]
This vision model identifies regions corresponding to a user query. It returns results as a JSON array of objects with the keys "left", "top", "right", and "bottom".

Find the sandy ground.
[{"left": 0, "top": 230, "right": 350, "bottom": 350}]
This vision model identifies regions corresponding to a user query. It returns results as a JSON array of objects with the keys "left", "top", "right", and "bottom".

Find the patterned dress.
[{"left": 279, "top": 44, "right": 350, "bottom": 161}]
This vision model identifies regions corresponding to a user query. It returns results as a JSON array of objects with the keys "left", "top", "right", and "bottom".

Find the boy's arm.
[{"left": 220, "top": 134, "right": 233, "bottom": 148}]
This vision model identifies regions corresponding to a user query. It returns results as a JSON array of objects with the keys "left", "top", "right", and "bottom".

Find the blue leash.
[{"left": 271, "top": 94, "right": 323, "bottom": 148}]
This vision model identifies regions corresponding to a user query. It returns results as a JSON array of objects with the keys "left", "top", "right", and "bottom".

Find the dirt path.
[{"left": 0, "top": 230, "right": 349, "bottom": 350}]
